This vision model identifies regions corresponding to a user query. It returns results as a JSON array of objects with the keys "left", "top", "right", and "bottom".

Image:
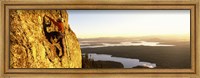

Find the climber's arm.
[{"left": 45, "top": 15, "right": 58, "bottom": 26}]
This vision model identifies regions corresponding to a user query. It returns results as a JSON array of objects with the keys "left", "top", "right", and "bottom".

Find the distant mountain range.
[{"left": 78, "top": 35, "right": 190, "bottom": 43}]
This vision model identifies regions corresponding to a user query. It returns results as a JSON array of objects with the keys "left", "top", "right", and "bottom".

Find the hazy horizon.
[
  {"left": 69, "top": 10, "right": 191, "bottom": 69},
  {"left": 68, "top": 10, "right": 190, "bottom": 41}
]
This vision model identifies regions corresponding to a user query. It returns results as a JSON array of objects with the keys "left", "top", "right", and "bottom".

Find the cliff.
[{"left": 10, "top": 10, "right": 82, "bottom": 68}]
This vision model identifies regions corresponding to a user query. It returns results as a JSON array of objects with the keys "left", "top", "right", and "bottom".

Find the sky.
[{"left": 67, "top": 10, "right": 190, "bottom": 39}]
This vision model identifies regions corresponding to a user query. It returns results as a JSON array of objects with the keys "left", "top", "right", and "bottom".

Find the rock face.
[{"left": 10, "top": 10, "right": 82, "bottom": 68}]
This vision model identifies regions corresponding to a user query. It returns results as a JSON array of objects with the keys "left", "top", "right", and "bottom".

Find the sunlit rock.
[{"left": 10, "top": 10, "right": 82, "bottom": 68}]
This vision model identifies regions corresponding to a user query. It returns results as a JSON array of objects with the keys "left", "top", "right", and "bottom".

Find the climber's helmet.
[{"left": 57, "top": 17, "right": 64, "bottom": 23}]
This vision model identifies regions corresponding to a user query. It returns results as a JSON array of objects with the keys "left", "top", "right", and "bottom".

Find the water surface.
[
  {"left": 83, "top": 53, "right": 156, "bottom": 68},
  {"left": 80, "top": 41, "right": 175, "bottom": 48}
]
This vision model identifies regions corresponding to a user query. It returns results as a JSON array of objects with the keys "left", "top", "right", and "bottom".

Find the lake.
[
  {"left": 80, "top": 40, "right": 190, "bottom": 68},
  {"left": 80, "top": 41, "right": 175, "bottom": 48},
  {"left": 82, "top": 53, "right": 156, "bottom": 68}
]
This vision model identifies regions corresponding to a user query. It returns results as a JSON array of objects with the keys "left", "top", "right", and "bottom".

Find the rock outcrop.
[{"left": 10, "top": 10, "right": 82, "bottom": 68}]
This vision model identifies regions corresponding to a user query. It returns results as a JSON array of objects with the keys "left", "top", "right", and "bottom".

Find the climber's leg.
[
  {"left": 60, "top": 38, "right": 64, "bottom": 57},
  {"left": 54, "top": 41, "right": 62, "bottom": 57},
  {"left": 54, "top": 32, "right": 65, "bottom": 57},
  {"left": 57, "top": 44, "right": 63, "bottom": 57}
]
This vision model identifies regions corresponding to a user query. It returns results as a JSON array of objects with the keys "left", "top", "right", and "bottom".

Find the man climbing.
[
  {"left": 44, "top": 15, "right": 65, "bottom": 57},
  {"left": 45, "top": 15, "right": 65, "bottom": 38}
]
